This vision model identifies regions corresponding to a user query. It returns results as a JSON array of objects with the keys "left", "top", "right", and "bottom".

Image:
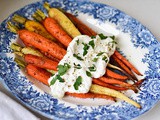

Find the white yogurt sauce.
[{"left": 48, "top": 34, "right": 116, "bottom": 98}]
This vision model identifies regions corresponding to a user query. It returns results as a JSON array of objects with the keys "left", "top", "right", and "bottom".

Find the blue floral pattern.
[{"left": 0, "top": 0, "right": 160, "bottom": 120}]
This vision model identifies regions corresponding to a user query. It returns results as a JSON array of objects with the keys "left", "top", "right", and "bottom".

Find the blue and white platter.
[{"left": 0, "top": 0, "right": 160, "bottom": 119}]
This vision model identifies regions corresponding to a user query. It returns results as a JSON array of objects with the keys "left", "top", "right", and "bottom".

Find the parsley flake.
[
  {"left": 89, "top": 40, "right": 95, "bottom": 49},
  {"left": 93, "top": 58, "right": 98, "bottom": 62},
  {"left": 76, "top": 39, "right": 80, "bottom": 45},
  {"left": 50, "top": 74, "right": 64, "bottom": 86},
  {"left": 86, "top": 71, "right": 92, "bottom": 77},
  {"left": 109, "top": 35, "right": 115, "bottom": 40},
  {"left": 74, "top": 76, "right": 82, "bottom": 90},
  {"left": 88, "top": 64, "right": 96, "bottom": 72},
  {"left": 98, "top": 33, "right": 108, "bottom": 40},
  {"left": 102, "top": 56, "right": 108, "bottom": 63},
  {"left": 91, "top": 36, "right": 96, "bottom": 39},
  {"left": 73, "top": 54, "right": 83, "bottom": 60},
  {"left": 58, "top": 63, "right": 70, "bottom": 76},
  {"left": 97, "top": 52, "right": 105, "bottom": 56},
  {"left": 82, "top": 43, "right": 90, "bottom": 56},
  {"left": 74, "top": 63, "right": 82, "bottom": 69}
]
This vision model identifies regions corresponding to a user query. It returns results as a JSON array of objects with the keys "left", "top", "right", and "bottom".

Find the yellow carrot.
[
  {"left": 11, "top": 43, "right": 43, "bottom": 57},
  {"left": 90, "top": 84, "right": 141, "bottom": 108},
  {"left": 12, "top": 14, "right": 57, "bottom": 42},
  {"left": 44, "top": 2, "right": 81, "bottom": 38}
]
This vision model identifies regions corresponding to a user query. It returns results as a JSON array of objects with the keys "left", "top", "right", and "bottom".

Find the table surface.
[{"left": 0, "top": 0, "right": 160, "bottom": 120}]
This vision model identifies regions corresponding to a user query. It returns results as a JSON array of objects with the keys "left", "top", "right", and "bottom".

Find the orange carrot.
[
  {"left": 39, "top": 50, "right": 60, "bottom": 62},
  {"left": 98, "top": 77, "right": 137, "bottom": 92},
  {"left": 134, "top": 79, "right": 145, "bottom": 88},
  {"left": 111, "top": 55, "right": 137, "bottom": 80},
  {"left": 26, "top": 64, "right": 51, "bottom": 85},
  {"left": 99, "top": 77, "right": 132, "bottom": 87},
  {"left": 24, "top": 54, "right": 58, "bottom": 71},
  {"left": 18, "top": 29, "right": 66, "bottom": 60},
  {"left": 65, "top": 12, "right": 97, "bottom": 36},
  {"left": 105, "top": 68, "right": 128, "bottom": 80},
  {"left": 26, "top": 64, "right": 115, "bottom": 100},
  {"left": 92, "top": 78, "right": 131, "bottom": 91},
  {"left": 114, "top": 51, "right": 142, "bottom": 75},
  {"left": 43, "top": 17, "right": 72, "bottom": 47},
  {"left": 65, "top": 92, "right": 115, "bottom": 101}
]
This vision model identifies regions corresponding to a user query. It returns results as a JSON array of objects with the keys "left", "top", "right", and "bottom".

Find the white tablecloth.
[{"left": 0, "top": 90, "right": 39, "bottom": 120}]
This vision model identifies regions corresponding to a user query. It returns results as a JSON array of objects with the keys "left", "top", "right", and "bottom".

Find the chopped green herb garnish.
[
  {"left": 88, "top": 64, "right": 96, "bottom": 72},
  {"left": 89, "top": 40, "right": 95, "bottom": 49},
  {"left": 73, "top": 54, "right": 83, "bottom": 60},
  {"left": 50, "top": 74, "right": 64, "bottom": 86},
  {"left": 93, "top": 58, "right": 98, "bottom": 62},
  {"left": 74, "top": 76, "right": 82, "bottom": 90},
  {"left": 76, "top": 39, "right": 80, "bottom": 45},
  {"left": 86, "top": 71, "right": 92, "bottom": 77},
  {"left": 91, "top": 36, "right": 96, "bottom": 39},
  {"left": 50, "top": 77, "right": 57, "bottom": 86},
  {"left": 98, "top": 33, "right": 108, "bottom": 40},
  {"left": 97, "top": 52, "right": 105, "bottom": 56},
  {"left": 74, "top": 63, "right": 82, "bottom": 69},
  {"left": 108, "top": 39, "right": 117, "bottom": 48},
  {"left": 82, "top": 43, "right": 90, "bottom": 56},
  {"left": 58, "top": 63, "right": 70, "bottom": 76},
  {"left": 102, "top": 56, "right": 108, "bottom": 63},
  {"left": 109, "top": 35, "right": 115, "bottom": 40}
]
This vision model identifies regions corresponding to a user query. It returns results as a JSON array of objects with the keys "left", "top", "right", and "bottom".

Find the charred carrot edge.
[
  {"left": 114, "top": 51, "right": 142, "bottom": 76},
  {"left": 111, "top": 55, "right": 137, "bottom": 80},
  {"left": 105, "top": 68, "right": 128, "bottom": 80},
  {"left": 92, "top": 79, "right": 132, "bottom": 91},
  {"left": 64, "top": 12, "right": 97, "bottom": 36},
  {"left": 98, "top": 77, "right": 138, "bottom": 92},
  {"left": 26, "top": 64, "right": 51, "bottom": 85},
  {"left": 65, "top": 92, "right": 115, "bottom": 101},
  {"left": 24, "top": 54, "right": 58, "bottom": 71},
  {"left": 99, "top": 77, "right": 132, "bottom": 87},
  {"left": 18, "top": 29, "right": 66, "bottom": 60}
]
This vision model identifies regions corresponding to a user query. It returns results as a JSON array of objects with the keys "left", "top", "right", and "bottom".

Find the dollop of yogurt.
[{"left": 48, "top": 34, "right": 116, "bottom": 98}]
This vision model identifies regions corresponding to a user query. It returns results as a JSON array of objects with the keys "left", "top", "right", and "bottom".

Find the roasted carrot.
[
  {"left": 11, "top": 43, "right": 44, "bottom": 57},
  {"left": 43, "top": 17, "right": 72, "bottom": 47},
  {"left": 111, "top": 55, "right": 137, "bottom": 80},
  {"left": 65, "top": 92, "right": 115, "bottom": 101},
  {"left": 99, "top": 77, "right": 132, "bottom": 87},
  {"left": 105, "top": 68, "right": 128, "bottom": 80},
  {"left": 33, "top": 9, "right": 72, "bottom": 47},
  {"left": 39, "top": 50, "right": 60, "bottom": 62},
  {"left": 12, "top": 14, "right": 56, "bottom": 41},
  {"left": 92, "top": 78, "right": 132, "bottom": 91},
  {"left": 26, "top": 64, "right": 51, "bottom": 85},
  {"left": 90, "top": 84, "right": 141, "bottom": 108},
  {"left": 114, "top": 50, "right": 142, "bottom": 76},
  {"left": 64, "top": 12, "right": 97, "bottom": 36},
  {"left": 134, "top": 79, "right": 145, "bottom": 89},
  {"left": 18, "top": 29, "right": 66, "bottom": 60},
  {"left": 24, "top": 54, "right": 58, "bottom": 71},
  {"left": 12, "top": 14, "right": 65, "bottom": 48},
  {"left": 26, "top": 64, "right": 114, "bottom": 101},
  {"left": 43, "top": 3, "right": 81, "bottom": 38}
]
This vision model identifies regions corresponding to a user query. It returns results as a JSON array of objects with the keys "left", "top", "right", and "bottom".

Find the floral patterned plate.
[{"left": 0, "top": 0, "right": 160, "bottom": 119}]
